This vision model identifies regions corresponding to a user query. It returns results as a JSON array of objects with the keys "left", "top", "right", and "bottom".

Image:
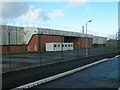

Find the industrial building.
[{"left": 0, "top": 25, "right": 107, "bottom": 52}]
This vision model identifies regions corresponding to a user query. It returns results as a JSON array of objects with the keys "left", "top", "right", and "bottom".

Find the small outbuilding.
[{"left": 46, "top": 43, "right": 73, "bottom": 51}]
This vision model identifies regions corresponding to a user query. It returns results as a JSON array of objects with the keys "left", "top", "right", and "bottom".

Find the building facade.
[{"left": 0, "top": 25, "right": 107, "bottom": 52}]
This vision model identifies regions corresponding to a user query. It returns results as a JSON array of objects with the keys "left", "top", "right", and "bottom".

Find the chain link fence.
[{"left": 1, "top": 25, "right": 120, "bottom": 72}]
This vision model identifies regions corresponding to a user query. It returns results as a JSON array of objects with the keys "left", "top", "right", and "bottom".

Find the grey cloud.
[{"left": 1, "top": 2, "right": 30, "bottom": 19}]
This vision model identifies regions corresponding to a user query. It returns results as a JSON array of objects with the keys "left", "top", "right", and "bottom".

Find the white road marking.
[{"left": 11, "top": 55, "right": 120, "bottom": 90}]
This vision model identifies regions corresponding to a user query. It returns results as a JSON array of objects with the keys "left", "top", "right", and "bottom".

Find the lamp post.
[
  {"left": 76, "top": 36, "right": 79, "bottom": 57},
  {"left": 86, "top": 20, "right": 92, "bottom": 56},
  {"left": 38, "top": 31, "right": 43, "bottom": 64},
  {"left": 61, "top": 34, "right": 64, "bottom": 60},
  {"left": 7, "top": 29, "right": 12, "bottom": 69}
]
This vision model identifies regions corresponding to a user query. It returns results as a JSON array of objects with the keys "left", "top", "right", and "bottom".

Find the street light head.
[{"left": 88, "top": 20, "right": 92, "bottom": 22}]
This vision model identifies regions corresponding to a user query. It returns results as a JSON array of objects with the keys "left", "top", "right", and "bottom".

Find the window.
[
  {"left": 54, "top": 45, "right": 57, "bottom": 47},
  {"left": 68, "top": 45, "right": 70, "bottom": 47},
  {"left": 58, "top": 45, "right": 60, "bottom": 47},
  {"left": 65, "top": 45, "right": 67, "bottom": 47},
  {"left": 62, "top": 44, "right": 64, "bottom": 47},
  {"left": 71, "top": 44, "right": 73, "bottom": 47}
]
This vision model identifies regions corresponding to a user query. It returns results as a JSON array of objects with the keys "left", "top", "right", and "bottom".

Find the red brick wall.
[
  {"left": 80, "top": 38, "right": 93, "bottom": 49},
  {"left": 81, "top": 38, "right": 86, "bottom": 49},
  {"left": 88, "top": 38, "right": 93, "bottom": 48},
  {"left": 40, "top": 35, "right": 64, "bottom": 51},
  {"left": 1, "top": 35, "right": 93, "bottom": 52},
  {"left": 28, "top": 35, "right": 38, "bottom": 51},
  {"left": 0, "top": 46, "right": 2, "bottom": 52},
  {"left": 64, "top": 37, "right": 78, "bottom": 49},
  {"left": 28, "top": 35, "right": 64, "bottom": 51},
  {"left": 73, "top": 38, "right": 93, "bottom": 49},
  {"left": 0, "top": 45, "right": 24, "bottom": 52},
  {"left": 64, "top": 37, "right": 93, "bottom": 49}
]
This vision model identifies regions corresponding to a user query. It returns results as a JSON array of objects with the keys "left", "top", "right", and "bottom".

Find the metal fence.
[{"left": 1, "top": 25, "right": 120, "bottom": 72}]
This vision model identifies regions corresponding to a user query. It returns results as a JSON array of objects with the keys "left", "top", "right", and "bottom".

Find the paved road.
[
  {"left": 33, "top": 56, "right": 120, "bottom": 88},
  {"left": 2, "top": 52, "right": 119, "bottom": 89},
  {"left": 2, "top": 48, "right": 118, "bottom": 71}
]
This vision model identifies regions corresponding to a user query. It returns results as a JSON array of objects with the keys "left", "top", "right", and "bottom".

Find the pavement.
[
  {"left": 2, "top": 48, "right": 118, "bottom": 72},
  {"left": 34, "top": 56, "right": 120, "bottom": 89},
  {"left": 2, "top": 51, "right": 120, "bottom": 89}
]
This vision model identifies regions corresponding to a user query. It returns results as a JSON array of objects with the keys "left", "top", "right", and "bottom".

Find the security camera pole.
[{"left": 86, "top": 20, "right": 92, "bottom": 56}]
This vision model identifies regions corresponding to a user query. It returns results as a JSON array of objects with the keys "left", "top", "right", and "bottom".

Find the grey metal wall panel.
[
  {"left": 0, "top": 25, "right": 107, "bottom": 45},
  {"left": 0, "top": 25, "right": 24, "bottom": 45}
]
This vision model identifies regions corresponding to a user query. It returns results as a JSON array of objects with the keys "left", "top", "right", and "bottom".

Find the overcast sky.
[{"left": 0, "top": 1, "right": 119, "bottom": 37}]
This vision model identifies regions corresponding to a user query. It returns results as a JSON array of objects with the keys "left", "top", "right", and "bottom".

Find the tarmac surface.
[
  {"left": 34, "top": 56, "right": 120, "bottom": 88},
  {"left": 2, "top": 51, "right": 120, "bottom": 89}
]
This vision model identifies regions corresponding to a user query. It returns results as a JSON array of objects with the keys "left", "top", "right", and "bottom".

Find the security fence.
[{"left": 1, "top": 25, "right": 120, "bottom": 72}]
